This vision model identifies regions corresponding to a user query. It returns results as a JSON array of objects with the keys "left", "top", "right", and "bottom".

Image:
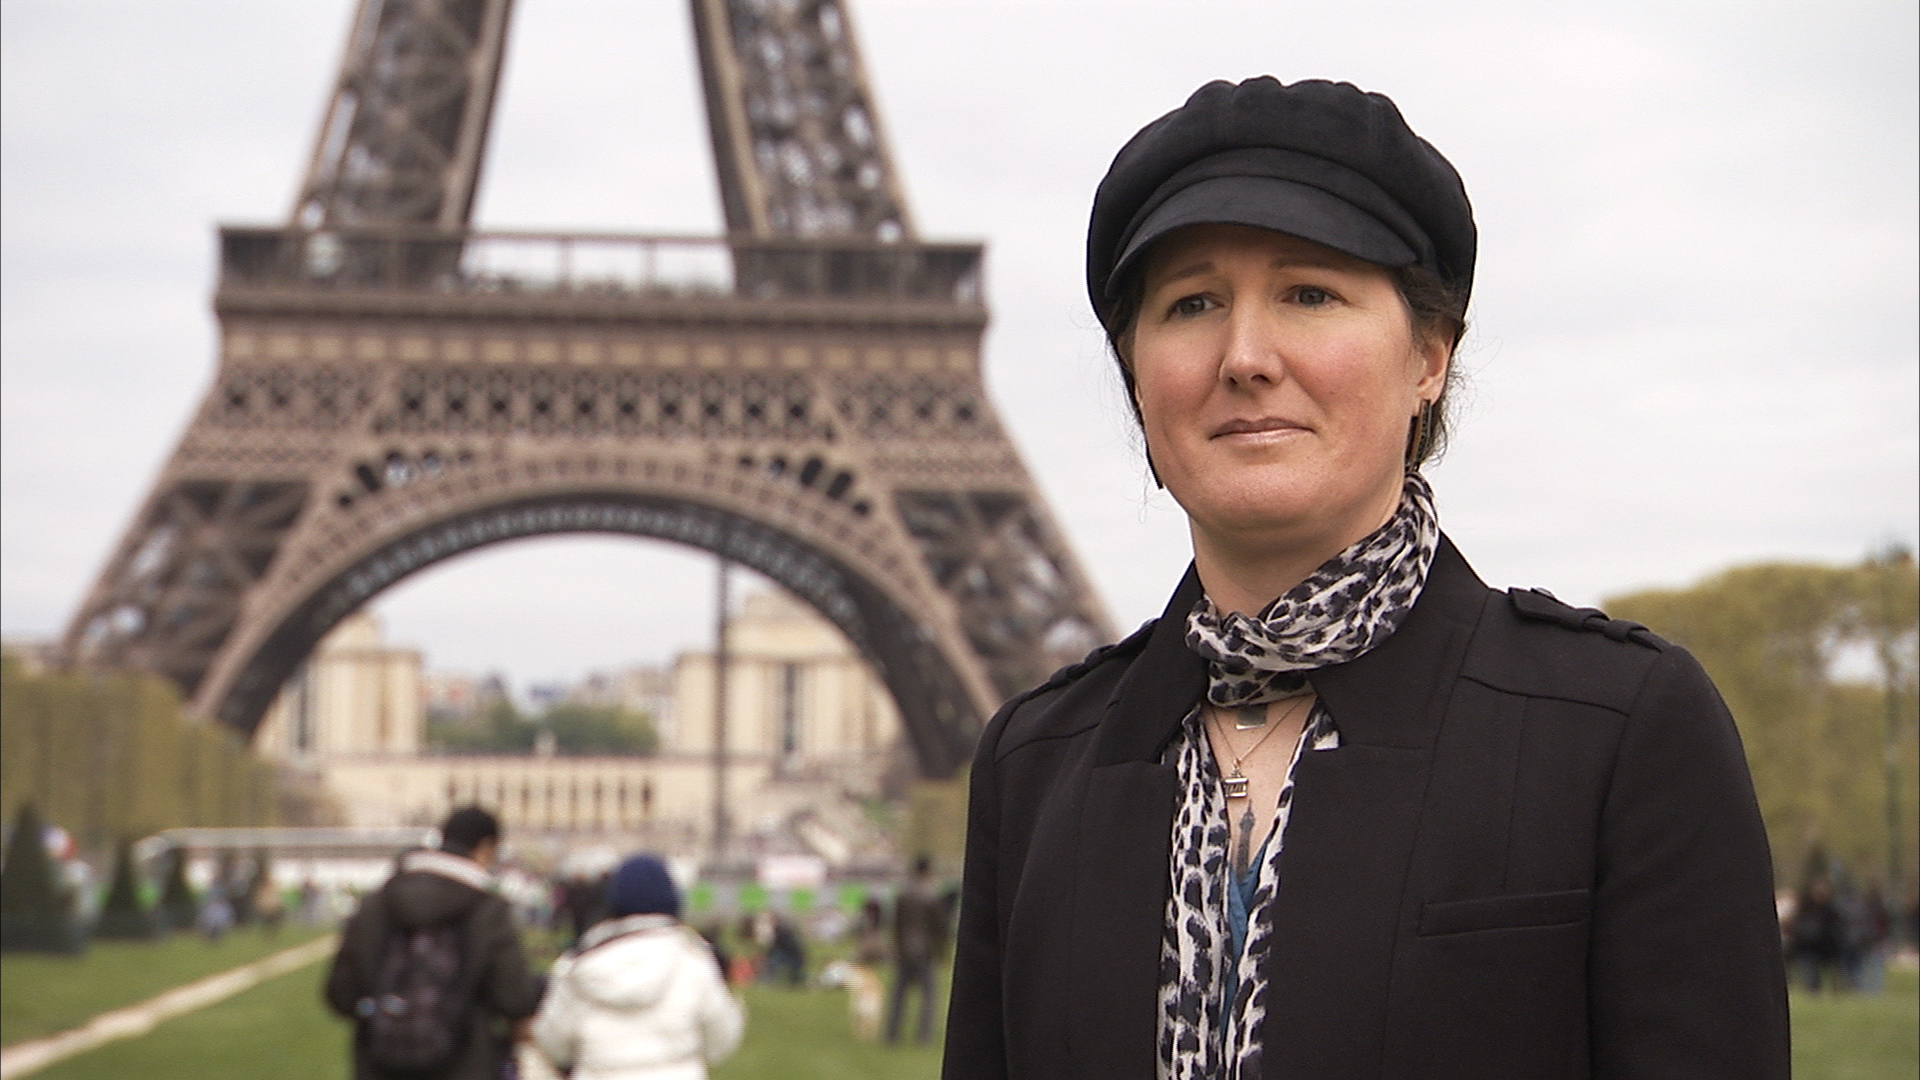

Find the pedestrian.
[
  {"left": 254, "top": 873, "right": 285, "bottom": 939},
  {"left": 1789, "top": 875, "right": 1846, "bottom": 992},
  {"left": 197, "top": 881, "right": 233, "bottom": 943},
  {"left": 855, "top": 896, "right": 888, "bottom": 969},
  {"left": 325, "top": 805, "right": 543, "bottom": 1080},
  {"left": 942, "top": 77, "right": 1790, "bottom": 1079},
  {"left": 841, "top": 897, "right": 890, "bottom": 1041},
  {"left": 887, "top": 855, "right": 944, "bottom": 1046},
  {"left": 761, "top": 915, "right": 807, "bottom": 987},
  {"left": 1855, "top": 884, "right": 1892, "bottom": 993},
  {"left": 214, "top": 852, "right": 247, "bottom": 927},
  {"left": 560, "top": 872, "right": 609, "bottom": 949},
  {"left": 532, "top": 853, "right": 744, "bottom": 1079},
  {"left": 296, "top": 878, "right": 321, "bottom": 927}
]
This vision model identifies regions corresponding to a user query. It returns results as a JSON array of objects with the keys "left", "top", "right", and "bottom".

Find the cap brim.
[{"left": 1109, "top": 174, "right": 1418, "bottom": 295}]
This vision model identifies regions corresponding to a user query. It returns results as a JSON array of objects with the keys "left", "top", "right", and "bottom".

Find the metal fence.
[{"left": 218, "top": 226, "right": 983, "bottom": 305}]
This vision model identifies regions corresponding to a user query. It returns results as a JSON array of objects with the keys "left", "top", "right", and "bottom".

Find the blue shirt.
[{"left": 1223, "top": 826, "right": 1275, "bottom": 1013}]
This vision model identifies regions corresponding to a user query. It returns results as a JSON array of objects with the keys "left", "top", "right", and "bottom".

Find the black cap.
[{"left": 1087, "top": 78, "right": 1475, "bottom": 332}]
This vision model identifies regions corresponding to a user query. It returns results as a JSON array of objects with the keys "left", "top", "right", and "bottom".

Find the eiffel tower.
[{"left": 61, "top": 0, "right": 1110, "bottom": 779}]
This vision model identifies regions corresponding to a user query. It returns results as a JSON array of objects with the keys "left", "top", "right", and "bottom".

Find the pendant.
[
  {"left": 1234, "top": 805, "right": 1255, "bottom": 877},
  {"left": 1223, "top": 772, "right": 1249, "bottom": 799},
  {"left": 1234, "top": 704, "right": 1266, "bottom": 730}
]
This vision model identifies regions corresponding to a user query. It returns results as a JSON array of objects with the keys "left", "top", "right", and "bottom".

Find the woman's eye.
[
  {"left": 1293, "top": 285, "right": 1334, "bottom": 307},
  {"left": 1168, "top": 294, "right": 1215, "bottom": 318}
]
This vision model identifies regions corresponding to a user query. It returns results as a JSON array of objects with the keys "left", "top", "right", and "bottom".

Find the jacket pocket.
[{"left": 1417, "top": 888, "right": 1591, "bottom": 937}]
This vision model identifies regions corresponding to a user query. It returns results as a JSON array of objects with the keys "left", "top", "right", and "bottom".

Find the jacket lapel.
[
  {"left": 1258, "top": 537, "right": 1489, "bottom": 1076},
  {"left": 1310, "top": 537, "right": 1484, "bottom": 746},
  {"left": 1067, "top": 566, "right": 1207, "bottom": 1077}
]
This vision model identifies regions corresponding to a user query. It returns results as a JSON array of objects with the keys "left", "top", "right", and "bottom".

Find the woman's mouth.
[{"left": 1213, "top": 417, "right": 1305, "bottom": 439}]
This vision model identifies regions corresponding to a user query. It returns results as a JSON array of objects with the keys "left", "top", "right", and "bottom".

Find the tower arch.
[{"left": 214, "top": 465, "right": 988, "bottom": 777}]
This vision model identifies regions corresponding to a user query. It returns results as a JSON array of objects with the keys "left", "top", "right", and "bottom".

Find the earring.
[{"left": 1405, "top": 399, "right": 1437, "bottom": 469}]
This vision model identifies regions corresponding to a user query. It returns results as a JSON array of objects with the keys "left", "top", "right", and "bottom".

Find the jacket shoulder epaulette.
[
  {"left": 1037, "top": 619, "right": 1157, "bottom": 696},
  {"left": 1459, "top": 587, "right": 1669, "bottom": 713},
  {"left": 1507, "top": 587, "right": 1662, "bottom": 649},
  {"left": 989, "top": 619, "right": 1158, "bottom": 755}
]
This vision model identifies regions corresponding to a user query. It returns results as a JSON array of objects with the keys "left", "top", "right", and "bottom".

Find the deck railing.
[{"left": 218, "top": 226, "right": 984, "bottom": 305}]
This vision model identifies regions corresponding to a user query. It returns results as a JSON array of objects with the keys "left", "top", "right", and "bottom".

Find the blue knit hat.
[{"left": 607, "top": 854, "right": 680, "bottom": 918}]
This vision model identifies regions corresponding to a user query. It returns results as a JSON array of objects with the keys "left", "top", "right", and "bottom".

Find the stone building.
[
  {"left": 253, "top": 590, "right": 903, "bottom": 865},
  {"left": 670, "top": 589, "right": 900, "bottom": 774},
  {"left": 667, "top": 589, "right": 905, "bottom": 853},
  {"left": 257, "top": 611, "right": 422, "bottom": 759}
]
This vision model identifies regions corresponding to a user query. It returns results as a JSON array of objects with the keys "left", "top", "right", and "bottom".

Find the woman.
[
  {"left": 533, "top": 854, "right": 743, "bottom": 1080},
  {"left": 942, "top": 78, "right": 1788, "bottom": 1080}
]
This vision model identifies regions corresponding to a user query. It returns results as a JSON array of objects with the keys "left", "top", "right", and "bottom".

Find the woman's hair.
[{"left": 1102, "top": 259, "right": 1469, "bottom": 471}]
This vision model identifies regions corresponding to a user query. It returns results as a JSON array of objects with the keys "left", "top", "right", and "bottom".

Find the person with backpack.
[
  {"left": 531, "top": 853, "right": 744, "bottom": 1079},
  {"left": 326, "top": 806, "right": 544, "bottom": 1080}
]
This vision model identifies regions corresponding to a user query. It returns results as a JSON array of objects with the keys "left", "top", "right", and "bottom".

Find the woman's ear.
[{"left": 1413, "top": 336, "right": 1451, "bottom": 400}]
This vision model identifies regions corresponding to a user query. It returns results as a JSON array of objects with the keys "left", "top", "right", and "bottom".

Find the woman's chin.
[
  {"left": 1185, "top": 497, "right": 1322, "bottom": 548},
  {"left": 1182, "top": 479, "right": 1401, "bottom": 556}
]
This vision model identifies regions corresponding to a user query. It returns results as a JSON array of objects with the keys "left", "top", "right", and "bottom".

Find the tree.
[
  {"left": 0, "top": 658, "right": 310, "bottom": 847},
  {"left": 1855, "top": 546, "right": 1920, "bottom": 891},
  {"left": 94, "top": 838, "right": 158, "bottom": 940},
  {"left": 0, "top": 803, "right": 83, "bottom": 953},
  {"left": 425, "top": 699, "right": 658, "bottom": 756},
  {"left": 427, "top": 699, "right": 535, "bottom": 755},
  {"left": 543, "top": 704, "right": 659, "bottom": 756},
  {"left": 1607, "top": 554, "right": 1920, "bottom": 888}
]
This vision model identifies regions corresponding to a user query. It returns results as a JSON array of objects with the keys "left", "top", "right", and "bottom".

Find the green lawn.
[
  {"left": 7, "top": 945, "right": 1913, "bottom": 1080},
  {"left": 1792, "top": 967, "right": 1920, "bottom": 1080},
  {"left": 0, "top": 924, "right": 329, "bottom": 1047},
  {"left": 29, "top": 956, "right": 347, "bottom": 1080},
  {"left": 17, "top": 960, "right": 939, "bottom": 1080},
  {"left": 713, "top": 978, "right": 941, "bottom": 1080}
]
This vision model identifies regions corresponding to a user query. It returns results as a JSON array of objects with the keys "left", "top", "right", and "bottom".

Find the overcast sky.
[{"left": 3, "top": 0, "right": 1915, "bottom": 696}]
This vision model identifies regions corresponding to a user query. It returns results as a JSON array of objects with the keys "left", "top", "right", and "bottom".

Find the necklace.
[
  {"left": 1209, "top": 695, "right": 1311, "bottom": 877},
  {"left": 1231, "top": 685, "right": 1313, "bottom": 729}
]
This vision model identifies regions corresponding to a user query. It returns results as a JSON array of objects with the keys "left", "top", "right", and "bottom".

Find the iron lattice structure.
[
  {"left": 293, "top": 0, "right": 513, "bottom": 230},
  {"left": 63, "top": 0, "right": 1109, "bottom": 779}
]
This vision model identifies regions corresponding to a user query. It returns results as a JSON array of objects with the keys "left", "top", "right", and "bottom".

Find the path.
[{"left": 0, "top": 934, "right": 338, "bottom": 1079}]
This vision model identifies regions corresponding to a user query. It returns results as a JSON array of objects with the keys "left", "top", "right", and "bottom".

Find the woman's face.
[{"left": 1128, "top": 223, "right": 1449, "bottom": 561}]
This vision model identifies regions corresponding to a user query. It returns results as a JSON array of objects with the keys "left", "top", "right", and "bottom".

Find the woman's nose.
[{"left": 1217, "top": 306, "right": 1287, "bottom": 389}]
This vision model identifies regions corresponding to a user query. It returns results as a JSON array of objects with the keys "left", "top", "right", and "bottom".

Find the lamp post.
[{"left": 711, "top": 556, "right": 732, "bottom": 864}]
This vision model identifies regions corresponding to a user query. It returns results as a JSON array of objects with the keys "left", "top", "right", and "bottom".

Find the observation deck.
[{"left": 216, "top": 226, "right": 986, "bottom": 326}]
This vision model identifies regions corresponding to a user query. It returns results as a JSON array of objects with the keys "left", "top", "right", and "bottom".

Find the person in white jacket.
[{"left": 533, "top": 854, "right": 744, "bottom": 1080}]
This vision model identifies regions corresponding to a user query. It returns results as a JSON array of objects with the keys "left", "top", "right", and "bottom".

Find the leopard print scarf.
[
  {"left": 1158, "top": 474, "right": 1439, "bottom": 1080},
  {"left": 1185, "top": 472, "right": 1439, "bottom": 708}
]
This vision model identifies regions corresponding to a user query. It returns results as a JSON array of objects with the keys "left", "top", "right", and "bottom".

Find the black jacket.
[
  {"left": 943, "top": 537, "right": 1789, "bottom": 1080},
  {"left": 325, "top": 854, "right": 544, "bottom": 1080}
]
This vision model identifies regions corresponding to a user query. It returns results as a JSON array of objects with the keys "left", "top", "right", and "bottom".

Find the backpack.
[{"left": 356, "top": 897, "right": 476, "bottom": 1076}]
